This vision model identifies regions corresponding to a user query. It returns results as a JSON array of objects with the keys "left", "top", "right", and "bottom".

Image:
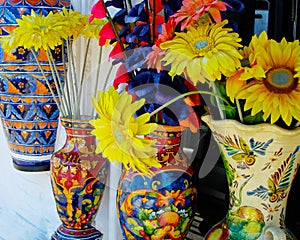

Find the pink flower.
[
  {"left": 89, "top": 0, "right": 106, "bottom": 22},
  {"left": 173, "top": 0, "right": 228, "bottom": 29},
  {"left": 99, "top": 22, "right": 115, "bottom": 46},
  {"left": 145, "top": 45, "right": 166, "bottom": 72}
]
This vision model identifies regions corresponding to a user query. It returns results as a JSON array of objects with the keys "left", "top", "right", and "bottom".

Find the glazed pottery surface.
[
  {"left": 0, "top": 0, "right": 71, "bottom": 171},
  {"left": 117, "top": 125, "right": 198, "bottom": 240},
  {"left": 50, "top": 117, "right": 108, "bottom": 240},
  {"left": 202, "top": 115, "right": 300, "bottom": 240}
]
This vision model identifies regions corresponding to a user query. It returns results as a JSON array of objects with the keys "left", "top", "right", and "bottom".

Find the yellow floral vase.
[{"left": 202, "top": 115, "right": 300, "bottom": 240}]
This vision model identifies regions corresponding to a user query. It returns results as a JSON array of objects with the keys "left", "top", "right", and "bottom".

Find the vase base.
[
  {"left": 51, "top": 225, "right": 103, "bottom": 240},
  {"left": 12, "top": 158, "right": 50, "bottom": 172}
]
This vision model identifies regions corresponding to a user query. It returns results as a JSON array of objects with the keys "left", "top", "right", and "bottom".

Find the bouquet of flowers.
[
  {"left": 90, "top": 1, "right": 240, "bottom": 172},
  {"left": 0, "top": 7, "right": 108, "bottom": 119},
  {"left": 90, "top": 0, "right": 300, "bottom": 171}
]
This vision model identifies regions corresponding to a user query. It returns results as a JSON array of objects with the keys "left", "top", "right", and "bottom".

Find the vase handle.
[{"left": 263, "top": 226, "right": 286, "bottom": 240}]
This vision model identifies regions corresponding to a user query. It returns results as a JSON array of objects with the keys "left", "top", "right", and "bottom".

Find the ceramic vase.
[
  {"left": 0, "top": 0, "right": 71, "bottom": 171},
  {"left": 202, "top": 115, "right": 300, "bottom": 240},
  {"left": 50, "top": 117, "right": 108, "bottom": 240},
  {"left": 117, "top": 125, "right": 198, "bottom": 240}
]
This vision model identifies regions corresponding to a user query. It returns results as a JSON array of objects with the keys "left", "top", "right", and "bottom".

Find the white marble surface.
[{"left": 0, "top": 121, "right": 123, "bottom": 240}]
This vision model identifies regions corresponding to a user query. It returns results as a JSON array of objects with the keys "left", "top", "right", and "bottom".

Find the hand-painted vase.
[
  {"left": 50, "top": 117, "right": 108, "bottom": 240},
  {"left": 117, "top": 125, "right": 198, "bottom": 240},
  {"left": 0, "top": 0, "right": 71, "bottom": 171},
  {"left": 202, "top": 115, "right": 300, "bottom": 240}
]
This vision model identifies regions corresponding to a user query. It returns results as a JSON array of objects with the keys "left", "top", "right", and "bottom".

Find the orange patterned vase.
[
  {"left": 116, "top": 125, "right": 198, "bottom": 240},
  {"left": 50, "top": 117, "right": 108, "bottom": 240},
  {"left": 0, "top": 0, "right": 71, "bottom": 171}
]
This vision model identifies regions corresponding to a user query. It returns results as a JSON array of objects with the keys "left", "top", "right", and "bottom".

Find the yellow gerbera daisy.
[
  {"left": 92, "top": 86, "right": 120, "bottom": 120},
  {"left": 236, "top": 37, "right": 300, "bottom": 126},
  {"left": 159, "top": 20, "right": 242, "bottom": 85},
  {"left": 11, "top": 10, "right": 68, "bottom": 51},
  {"left": 59, "top": 7, "right": 88, "bottom": 40},
  {"left": 90, "top": 87, "right": 160, "bottom": 174},
  {"left": 82, "top": 17, "right": 108, "bottom": 39}
]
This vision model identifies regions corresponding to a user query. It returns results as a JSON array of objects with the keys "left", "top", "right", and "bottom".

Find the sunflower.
[
  {"left": 159, "top": 20, "right": 242, "bottom": 85},
  {"left": 226, "top": 32, "right": 269, "bottom": 102},
  {"left": 236, "top": 36, "right": 300, "bottom": 126},
  {"left": 90, "top": 87, "right": 160, "bottom": 174},
  {"left": 9, "top": 10, "right": 68, "bottom": 51}
]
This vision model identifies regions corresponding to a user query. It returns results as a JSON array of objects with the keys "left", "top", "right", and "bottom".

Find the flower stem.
[
  {"left": 127, "top": 0, "right": 133, "bottom": 9},
  {"left": 103, "top": 63, "right": 114, "bottom": 90},
  {"left": 212, "top": 82, "right": 225, "bottom": 120},
  {"left": 46, "top": 49, "right": 70, "bottom": 117},
  {"left": 92, "top": 46, "right": 103, "bottom": 117},
  {"left": 78, "top": 37, "right": 91, "bottom": 108},
  {"left": 95, "top": 46, "right": 103, "bottom": 92},
  {"left": 151, "top": 0, "right": 155, "bottom": 45},
  {"left": 102, "top": 0, "right": 127, "bottom": 58},
  {"left": 30, "top": 49, "right": 65, "bottom": 116},
  {"left": 61, "top": 41, "right": 72, "bottom": 117},
  {"left": 68, "top": 39, "right": 81, "bottom": 118},
  {"left": 66, "top": 39, "right": 77, "bottom": 117},
  {"left": 149, "top": 90, "right": 230, "bottom": 117},
  {"left": 236, "top": 99, "right": 244, "bottom": 123}
]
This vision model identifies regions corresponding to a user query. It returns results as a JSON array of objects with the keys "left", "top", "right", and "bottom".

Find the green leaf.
[
  {"left": 224, "top": 105, "right": 237, "bottom": 119},
  {"left": 243, "top": 112, "right": 264, "bottom": 125}
]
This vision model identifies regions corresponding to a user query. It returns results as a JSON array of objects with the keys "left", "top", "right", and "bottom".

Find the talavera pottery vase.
[
  {"left": 117, "top": 125, "right": 198, "bottom": 240},
  {"left": 202, "top": 115, "right": 300, "bottom": 240},
  {"left": 0, "top": 0, "right": 71, "bottom": 171},
  {"left": 50, "top": 117, "right": 108, "bottom": 240}
]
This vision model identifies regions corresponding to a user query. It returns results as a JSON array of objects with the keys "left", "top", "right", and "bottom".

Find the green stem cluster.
[{"left": 32, "top": 37, "right": 114, "bottom": 119}]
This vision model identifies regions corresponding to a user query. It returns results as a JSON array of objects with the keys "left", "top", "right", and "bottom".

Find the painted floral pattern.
[
  {"left": 204, "top": 127, "right": 300, "bottom": 240},
  {"left": 214, "top": 133, "right": 273, "bottom": 169},
  {"left": 247, "top": 146, "right": 300, "bottom": 203}
]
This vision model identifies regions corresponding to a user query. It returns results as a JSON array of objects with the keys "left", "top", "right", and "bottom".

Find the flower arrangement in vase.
[
  {"left": 0, "top": 8, "right": 113, "bottom": 240},
  {"left": 89, "top": 0, "right": 300, "bottom": 239}
]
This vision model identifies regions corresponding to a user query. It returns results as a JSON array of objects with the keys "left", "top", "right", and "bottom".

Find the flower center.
[
  {"left": 264, "top": 68, "right": 297, "bottom": 93},
  {"left": 194, "top": 40, "right": 208, "bottom": 49},
  {"left": 192, "top": 37, "right": 212, "bottom": 56},
  {"left": 114, "top": 129, "right": 123, "bottom": 143}
]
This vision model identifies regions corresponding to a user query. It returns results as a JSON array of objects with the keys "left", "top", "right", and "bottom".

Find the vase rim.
[
  {"left": 201, "top": 114, "right": 300, "bottom": 135},
  {"left": 155, "top": 124, "right": 186, "bottom": 132},
  {"left": 60, "top": 115, "right": 93, "bottom": 122}
]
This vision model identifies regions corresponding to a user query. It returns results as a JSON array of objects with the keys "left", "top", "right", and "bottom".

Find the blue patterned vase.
[
  {"left": 117, "top": 125, "right": 198, "bottom": 240},
  {"left": 0, "top": 0, "right": 71, "bottom": 171},
  {"left": 202, "top": 115, "right": 300, "bottom": 240}
]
